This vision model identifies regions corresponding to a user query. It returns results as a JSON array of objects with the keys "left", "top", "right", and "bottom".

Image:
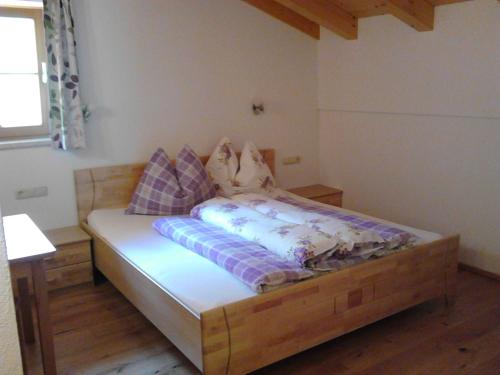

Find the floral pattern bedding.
[
  {"left": 205, "top": 137, "right": 240, "bottom": 197},
  {"left": 191, "top": 197, "right": 340, "bottom": 266},
  {"left": 192, "top": 193, "right": 419, "bottom": 271},
  {"left": 271, "top": 193, "right": 418, "bottom": 249},
  {"left": 153, "top": 192, "right": 421, "bottom": 291},
  {"left": 205, "top": 137, "right": 276, "bottom": 197},
  {"left": 232, "top": 193, "right": 386, "bottom": 259}
]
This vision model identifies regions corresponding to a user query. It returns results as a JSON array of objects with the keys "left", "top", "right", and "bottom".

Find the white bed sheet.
[{"left": 87, "top": 197, "right": 441, "bottom": 315}]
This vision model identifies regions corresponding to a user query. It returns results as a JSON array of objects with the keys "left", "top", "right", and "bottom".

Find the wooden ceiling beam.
[
  {"left": 243, "top": 0, "right": 320, "bottom": 39},
  {"left": 386, "top": 0, "right": 435, "bottom": 31},
  {"left": 428, "top": 0, "right": 471, "bottom": 5},
  {"left": 272, "top": 0, "right": 358, "bottom": 40},
  {"left": 243, "top": 0, "right": 471, "bottom": 39}
]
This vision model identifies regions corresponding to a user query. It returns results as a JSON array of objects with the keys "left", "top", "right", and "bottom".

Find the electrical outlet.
[
  {"left": 15, "top": 186, "right": 48, "bottom": 200},
  {"left": 282, "top": 156, "right": 301, "bottom": 165}
]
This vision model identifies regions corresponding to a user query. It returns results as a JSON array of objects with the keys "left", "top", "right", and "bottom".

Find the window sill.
[{"left": 0, "top": 137, "right": 51, "bottom": 151}]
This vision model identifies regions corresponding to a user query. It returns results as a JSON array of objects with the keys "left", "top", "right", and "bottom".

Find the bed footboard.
[
  {"left": 200, "top": 235, "right": 459, "bottom": 375},
  {"left": 82, "top": 223, "right": 204, "bottom": 371}
]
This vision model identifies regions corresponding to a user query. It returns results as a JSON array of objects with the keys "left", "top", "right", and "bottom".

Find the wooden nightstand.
[
  {"left": 288, "top": 184, "right": 343, "bottom": 207},
  {"left": 44, "top": 226, "right": 93, "bottom": 290},
  {"left": 11, "top": 225, "right": 93, "bottom": 294}
]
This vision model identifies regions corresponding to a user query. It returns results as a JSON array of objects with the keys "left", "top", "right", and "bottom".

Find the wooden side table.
[
  {"left": 4, "top": 214, "right": 57, "bottom": 375},
  {"left": 288, "top": 184, "right": 343, "bottom": 207}
]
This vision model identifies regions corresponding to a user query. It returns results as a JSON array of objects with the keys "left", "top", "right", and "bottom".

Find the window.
[{"left": 0, "top": 4, "right": 48, "bottom": 141}]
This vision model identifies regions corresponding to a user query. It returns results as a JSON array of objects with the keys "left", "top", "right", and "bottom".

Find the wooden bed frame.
[{"left": 74, "top": 149, "right": 459, "bottom": 375}]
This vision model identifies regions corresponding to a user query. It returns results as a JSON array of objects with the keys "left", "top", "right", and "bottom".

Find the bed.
[{"left": 74, "top": 149, "right": 459, "bottom": 375}]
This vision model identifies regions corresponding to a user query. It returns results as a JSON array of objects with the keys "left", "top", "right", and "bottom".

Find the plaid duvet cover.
[{"left": 153, "top": 217, "right": 313, "bottom": 293}]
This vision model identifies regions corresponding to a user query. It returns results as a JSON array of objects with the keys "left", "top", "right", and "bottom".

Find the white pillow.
[
  {"left": 205, "top": 137, "right": 239, "bottom": 196},
  {"left": 235, "top": 141, "right": 276, "bottom": 193},
  {"left": 206, "top": 138, "right": 276, "bottom": 196}
]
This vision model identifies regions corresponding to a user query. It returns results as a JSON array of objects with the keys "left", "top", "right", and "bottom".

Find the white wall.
[
  {"left": 2, "top": 0, "right": 497, "bottom": 275},
  {"left": 0, "top": 0, "right": 319, "bottom": 229},
  {"left": 318, "top": 0, "right": 500, "bottom": 274},
  {"left": 0, "top": 209, "right": 23, "bottom": 375}
]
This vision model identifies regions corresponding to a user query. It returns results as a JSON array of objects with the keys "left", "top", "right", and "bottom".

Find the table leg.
[
  {"left": 31, "top": 260, "right": 57, "bottom": 375},
  {"left": 15, "top": 301, "right": 28, "bottom": 375},
  {"left": 17, "top": 277, "right": 35, "bottom": 344}
]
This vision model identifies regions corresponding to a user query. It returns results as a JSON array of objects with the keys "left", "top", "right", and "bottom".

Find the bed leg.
[
  {"left": 445, "top": 276, "right": 456, "bottom": 307},
  {"left": 445, "top": 288, "right": 456, "bottom": 307},
  {"left": 93, "top": 266, "right": 107, "bottom": 286},
  {"left": 201, "top": 307, "right": 231, "bottom": 375},
  {"left": 445, "top": 235, "right": 459, "bottom": 308},
  {"left": 445, "top": 266, "right": 457, "bottom": 308},
  {"left": 87, "top": 237, "right": 108, "bottom": 286}
]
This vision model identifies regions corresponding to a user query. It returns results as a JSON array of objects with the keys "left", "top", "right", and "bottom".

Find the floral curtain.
[{"left": 43, "top": 0, "right": 86, "bottom": 150}]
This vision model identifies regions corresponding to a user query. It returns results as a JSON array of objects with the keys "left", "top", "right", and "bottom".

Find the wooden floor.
[{"left": 25, "top": 270, "right": 500, "bottom": 375}]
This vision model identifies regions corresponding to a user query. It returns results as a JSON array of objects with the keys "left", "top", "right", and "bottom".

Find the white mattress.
[
  {"left": 88, "top": 209, "right": 256, "bottom": 315},
  {"left": 87, "top": 195, "right": 441, "bottom": 315}
]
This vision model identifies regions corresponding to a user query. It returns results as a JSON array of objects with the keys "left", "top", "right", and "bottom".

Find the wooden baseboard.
[{"left": 459, "top": 262, "right": 500, "bottom": 281}]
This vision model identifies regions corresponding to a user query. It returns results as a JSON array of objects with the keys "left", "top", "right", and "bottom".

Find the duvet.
[
  {"left": 153, "top": 217, "right": 312, "bottom": 292},
  {"left": 154, "top": 194, "right": 418, "bottom": 291}
]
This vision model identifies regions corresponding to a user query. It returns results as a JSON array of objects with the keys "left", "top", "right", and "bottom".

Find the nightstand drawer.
[
  {"left": 11, "top": 226, "right": 93, "bottom": 294},
  {"left": 313, "top": 194, "right": 342, "bottom": 207},
  {"left": 288, "top": 184, "right": 343, "bottom": 208},
  {"left": 46, "top": 261, "right": 93, "bottom": 291},
  {"left": 11, "top": 260, "right": 93, "bottom": 294},
  {"left": 44, "top": 242, "right": 91, "bottom": 270}
]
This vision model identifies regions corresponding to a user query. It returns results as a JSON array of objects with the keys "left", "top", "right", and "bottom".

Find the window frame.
[{"left": 0, "top": 5, "right": 49, "bottom": 141}]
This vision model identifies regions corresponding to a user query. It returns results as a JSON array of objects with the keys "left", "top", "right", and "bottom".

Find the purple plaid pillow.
[
  {"left": 176, "top": 145, "right": 216, "bottom": 205},
  {"left": 126, "top": 148, "right": 192, "bottom": 215}
]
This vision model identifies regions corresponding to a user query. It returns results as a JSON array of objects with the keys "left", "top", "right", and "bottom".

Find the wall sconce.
[{"left": 252, "top": 103, "right": 264, "bottom": 115}]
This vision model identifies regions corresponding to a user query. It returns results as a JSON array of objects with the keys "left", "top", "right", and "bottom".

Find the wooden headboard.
[{"left": 74, "top": 149, "right": 275, "bottom": 223}]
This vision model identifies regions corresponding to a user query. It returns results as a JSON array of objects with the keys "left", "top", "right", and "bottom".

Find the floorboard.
[{"left": 24, "top": 270, "right": 500, "bottom": 375}]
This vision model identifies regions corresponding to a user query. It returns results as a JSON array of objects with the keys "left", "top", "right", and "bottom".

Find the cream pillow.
[
  {"left": 235, "top": 141, "right": 276, "bottom": 193},
  {"left": 206, "top": 138, "right": 276, "bottom": 196},
  {"left": 205, "top": 137, "right": 239, "bottom": 196}
]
